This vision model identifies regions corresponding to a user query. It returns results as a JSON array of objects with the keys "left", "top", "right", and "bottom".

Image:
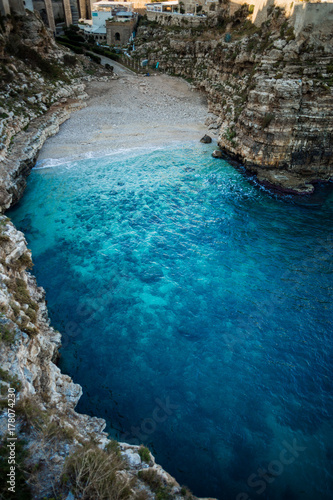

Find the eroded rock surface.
[{"left": 135, "top": 5, "right": 333, "bottom": 193}]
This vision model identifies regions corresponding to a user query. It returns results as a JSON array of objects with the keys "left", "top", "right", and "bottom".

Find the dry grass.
[{"left": 63, "top": 444, "right": 133, "bottom": 500}]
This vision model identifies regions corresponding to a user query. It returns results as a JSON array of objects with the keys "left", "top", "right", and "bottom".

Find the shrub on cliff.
[
  {"left": 63, "top": 54, "right": 77, "bottom": 66},
  {"left": 138, "top": 469, "right": 173, "bottom": 500},
  {"left": 138, "top": 445, "right": 150, "bottom": 463},
  {"left": 262, "top": 112, "right": 275, "bottom": 129},
  {"left": 5, "top": 34, "right": 66, "bottom": 81},
  {"left": 63, "top": 444, "right": 132, "bottom": 499}
]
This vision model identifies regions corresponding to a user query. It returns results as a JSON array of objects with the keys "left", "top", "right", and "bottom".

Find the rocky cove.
[
  {"left": 0, "top": 12, "right": 210, "bottom": 500},
  {"left": 0, "top": 5, "right": 332, "bottom": 500}
]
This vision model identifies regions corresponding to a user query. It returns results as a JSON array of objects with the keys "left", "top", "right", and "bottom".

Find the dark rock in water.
[
  {"left": 200, "top": 134, "right": 212, "bottom": 144},
  {"left": 212, "top": 150, "right": 223, "bottom": 159},
  {"left": 118, "top": 181, "right": 125, "bottom": 186}
]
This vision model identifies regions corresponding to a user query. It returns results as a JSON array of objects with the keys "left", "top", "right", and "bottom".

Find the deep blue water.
[{"left": 9, "top": 144, "right": 333, "bottom": 499}]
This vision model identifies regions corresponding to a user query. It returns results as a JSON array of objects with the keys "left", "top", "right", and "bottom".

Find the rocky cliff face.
[
  {"left": 0, "top": 12, "right": 198, "bottom": 500},
  {"left": 135, "top": 5, "right": 333, "bottom": 193}
]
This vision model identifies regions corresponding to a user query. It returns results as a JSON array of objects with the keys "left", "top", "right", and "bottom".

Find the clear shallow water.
[{"left": 9, "top": 144, "right": 333, "bottom": 499}]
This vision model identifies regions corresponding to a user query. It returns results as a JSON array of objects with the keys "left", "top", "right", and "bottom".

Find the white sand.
[{"left": 38, "top": 73, "right": 210, "bottom": 162}]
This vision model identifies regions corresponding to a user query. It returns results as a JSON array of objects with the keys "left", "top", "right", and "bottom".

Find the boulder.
[
  {"left": 122, "top": 449, "right": 141, "bottom": 467},
  {"left": 212, "top": 150, "right": 223, "bottom": 158},
  {"left": 200, "top": 134, "right": 212, "bottom": 144}
]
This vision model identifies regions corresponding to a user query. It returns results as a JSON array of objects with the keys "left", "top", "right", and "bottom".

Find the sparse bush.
[
  {"left": 43, "top": 420, "right": 76, "bottom": 442},
  {"left": 0, "top": 233, "right": 10, "bottom": 243},
  {"left": 63, "top": 444, "right": 131, "bottom": 500},
  {"left": 138, "top": 445, "right": 151, "bottom": 463},
  {"left": 63, "top": 54, "right": 77, "bottom": 66},
  {"left": 86, "top": 52, "right": 101, "bottom": 64},
  {"left": 138, "top": 469, "right": 173, "bottom": 500},
  {"left": 0, "top": 323, "right": 15, "bottom": 344},
  {"left": 11, "top": 252, "right": 33, "bottom": 271},
  {"left": 180, "top": 485, "right": 194, "bottom": 498},
  {"left": 0, "top": 367, "right": 21, "bottom": 390},
  {"left": 5, "top": 35, "right": 66, "bottom": 81},
  {"left": 106, "top": 440, "right": 121, "bottom": 456},
  {"left": 262, "top": 112, "right": 275, "bottom": 128},
  {"left": 7, "top": 278, "right": 38, "bottom": 312},
  {"left": 16, "top": 397, "right": 49, "bottom": 430}
]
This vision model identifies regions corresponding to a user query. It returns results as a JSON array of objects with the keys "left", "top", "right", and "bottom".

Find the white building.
[
  {"left": 81, "top": 1, "right": 134, "bottom": 41},
  {"left": 145, "top": 0, "right": 178, "bottom": 13}
]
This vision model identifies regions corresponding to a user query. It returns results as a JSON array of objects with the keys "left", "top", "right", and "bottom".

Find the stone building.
[{"left": 106, "top": 15, "right": 136, "bottom": 44}]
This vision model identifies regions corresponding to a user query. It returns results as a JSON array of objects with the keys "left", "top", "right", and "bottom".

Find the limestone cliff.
[{"left": 135, "top": 3, "right": 333, "bottom": 194}]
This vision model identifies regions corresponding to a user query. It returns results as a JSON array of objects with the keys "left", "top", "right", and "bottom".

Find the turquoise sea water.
[{"left": 9, "top": 144, "right": 333, "bottom": 499}]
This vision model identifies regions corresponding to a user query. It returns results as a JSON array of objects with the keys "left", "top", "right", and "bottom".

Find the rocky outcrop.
[
  {"left": 0, "top": 95, "right": 87, "bottom": 211},
  {"left": 135, "top": 5, "right": 333, "bottom": 193}
]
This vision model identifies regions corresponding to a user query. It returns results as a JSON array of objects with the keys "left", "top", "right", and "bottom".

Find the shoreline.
[{"left": 37, "top": 73, "right": 210, "bottom": 162}]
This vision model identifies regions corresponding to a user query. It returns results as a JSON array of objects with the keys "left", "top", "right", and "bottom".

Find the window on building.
[{"left": 115, "top": 32, "right": 120, "bottom": 41}]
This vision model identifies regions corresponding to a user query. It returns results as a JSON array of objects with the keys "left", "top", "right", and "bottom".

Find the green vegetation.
[
  {"left": 0, "top": 367, "right": 21, "bottom": 391},
  {"left": 56, "top": 38, "right": 84, "bottom": 54},
  {"left": 138, "top": 445, "right": 150, "bottom": 463},
  {"left": 86, "top": 52, "right": 101, "bottom": 64},
  {"left": 7, "top": 278, "right": 37, "bottom": 310},
  {"left": 63, "top": 54, "right": 77, "bottom": 66},
  {"left": 0, "top": 323, "right": 15, "bottom": 344},
  {"left": 224, "top": 127, "right": 237, "bottom": 146},
  {"left": 180, "top": 486, "right": 194, "bottom": 498},
  {"left": 5, "top": 34, "right": 67, "bottom": 81},
  {"left": 106, "top": 439, "right": 121, "bottom": 456},
  {"left": 11, "top": 253, "right": 34, "bottom": 271},
  {"left": 262, "top": 112, "right": 275, "bottom": 128},
  {"left": 63, "top": 444, "right": 131, "bottom": 500},
  {"left": 138, "top": 469, "right": 173, "bottom": 500},
  {"left": 91, "top": 46, "right": 120, "bottom": 61},
  {"left": 248, "top": 4, "right": 254, "bottom": 14}
]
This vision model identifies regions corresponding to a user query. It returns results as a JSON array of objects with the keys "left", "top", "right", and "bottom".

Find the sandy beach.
[{"left": 38, "top": 71, "right": 210, "bottom": 163}]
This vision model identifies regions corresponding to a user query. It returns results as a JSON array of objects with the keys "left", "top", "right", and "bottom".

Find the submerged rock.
[
  {"left": 200, "top": 134, "right": 212, "bottom": 144},
  {"left": 212, "top": 150, "right": 223, "bottom": 159}
]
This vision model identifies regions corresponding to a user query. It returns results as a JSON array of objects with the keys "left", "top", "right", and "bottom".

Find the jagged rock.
[
  {"left": 200, "top": 134, "right": 212, "bottom": 143},
  {"left": 122, "top": 449, "right": 142, "bottom": 467}
]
